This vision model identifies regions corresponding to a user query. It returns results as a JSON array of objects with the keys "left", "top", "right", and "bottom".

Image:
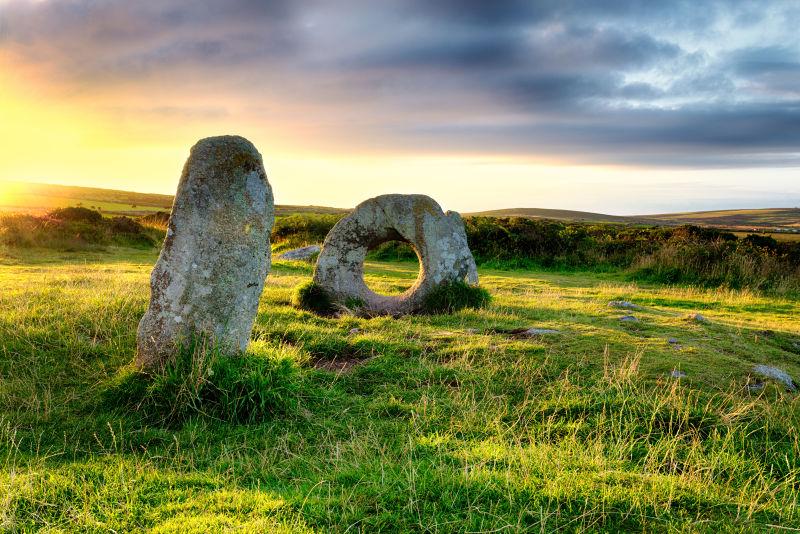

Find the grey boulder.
[
  {"left": 313, "top": 194, "right": 478, "bottom": 316},
  {"left": 136, "top": 135, "right": 274, "bottom": 369},
  {"left": 753, "top": 365, "right": 796, "bottom": 392},
  {"left": 609, "top": 300, "right": 641, "bottom": 310},
  {"left": 279, "top": 245, "right": 321, "bottom": 261}
]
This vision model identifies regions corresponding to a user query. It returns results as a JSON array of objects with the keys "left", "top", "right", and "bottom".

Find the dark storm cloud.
[
  {"left": 0, "top": 0, "right": 298, "bottom": 77},
  {"left": 0, "top": 0, "right": 797, "bottom": 167},
  {"left": 730, "top": 46, "right": 800, "bottom": 76}
]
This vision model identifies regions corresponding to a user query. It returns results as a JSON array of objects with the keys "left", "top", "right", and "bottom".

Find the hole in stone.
[{"left": 364, "top": 240, "right": 421, "bottom": 296}]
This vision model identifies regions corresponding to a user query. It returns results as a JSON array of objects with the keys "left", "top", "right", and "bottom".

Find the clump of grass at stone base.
[
  {"left": 292, "top": 280, "right": 338, "bottom": 315},
  {"left": 103, "top": 338, "right": 302, "bottom": 426},
  {"left": 422, "top": 280, "right": 491, "bottom": 313},
  {"left": 293, "top": 279, "right": 490, "bottom": 316}
]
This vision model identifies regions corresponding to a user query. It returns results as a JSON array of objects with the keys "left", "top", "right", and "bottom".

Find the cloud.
[{"left": 0, "top": 0, "right": 797, "bottom": 168}]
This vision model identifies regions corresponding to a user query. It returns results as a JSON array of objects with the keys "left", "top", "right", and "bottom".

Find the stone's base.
[{"left": 312, "top": 194, "right": 479, "bottom": 316}]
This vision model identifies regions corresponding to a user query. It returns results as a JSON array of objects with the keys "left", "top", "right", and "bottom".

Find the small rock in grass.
[
  {"left": 747, "top": 382, "right": 765, "bottom": 393},
  {"left": 609, "top": 300, "right": 640, "bottom": 310},
  {"left": 520, "top": 328, "right": 561, "bottom": 337},
  {"left": 465, "top": 328, "right": 479, "bottom": 334},
  {"left": 686, "top": 312, "right": 708, "bottom": 323},
  {"left": 753, "top": 364, "right": 796, "bottom": 392},
  {"left": 348, "top": 327, "right": 362, "bottom": 335},
  {"left": 619, "top": 315, "right": 639, "bottom": 322},
  {"left": 670, "top": 369, "right": 687, "bottom": 379},
  {"left": 279, "top": 244, "right": 321, "bottom": 261},
  {"left": 667, "top": 337, "right": 680, "bottom": 344}
]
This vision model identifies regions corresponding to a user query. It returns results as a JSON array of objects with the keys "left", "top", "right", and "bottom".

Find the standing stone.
[{"left": 136, "top": 136, "right": 274, "bottom": 369}]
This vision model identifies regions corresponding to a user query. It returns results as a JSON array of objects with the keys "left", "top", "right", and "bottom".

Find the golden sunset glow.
[{"left": 1, "top": 0, "right": 798, "bottom": 213}]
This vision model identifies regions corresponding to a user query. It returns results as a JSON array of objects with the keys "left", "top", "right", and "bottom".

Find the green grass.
[{"left": 2, "top": 249, "right": 800, "bottom": 531}]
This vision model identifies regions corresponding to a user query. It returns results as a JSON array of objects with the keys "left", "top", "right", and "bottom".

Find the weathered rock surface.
[
  {"left": 609, "top": 300, "right": 641, "bottom": 309},
  {"left": 620, "top": 315, "right": 639, "bottom": 322},
  {"left": 670, "top": 369, "right": 687, "bottom": 379},
  {"left": 753, "top": 364, "right": 797, "bottom": 391},
  {"left": 313, "top": 194, "right": 478, "bottom": 315},
  {"left": 520, "top": 328, "right": 561, "bottom": 337},
  {"left": 686, "top": 312, "right": 708, "bottom": 323},
  {"left": 279, "top": 244, "right": 321, "bottom": 261},
  {"left": 136, "top": 136, "right": 274, "bottom": 369}
]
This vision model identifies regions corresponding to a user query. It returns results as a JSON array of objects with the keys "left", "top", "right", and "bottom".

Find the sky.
[{"left": 0, "top": 0, "right": 798, "bottom": 214}]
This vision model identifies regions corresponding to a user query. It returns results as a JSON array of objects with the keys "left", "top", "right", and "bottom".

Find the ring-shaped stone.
[{"left": 313, "top": 194, "right": 478, "bottom": 315}]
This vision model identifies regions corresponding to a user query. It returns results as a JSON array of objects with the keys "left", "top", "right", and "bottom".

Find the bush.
[
  {"left": 366, "top": 240, "right": 419, "bottom": 261},
  {"left": 630, "top": 238, "right": 800, "bottom": 292},
  {"left": 103, "top": 339, "right": 301, "bottom": 426},
  {"left": 423, "top": 281, "right": 491, "bottom": 314},
  {"left": 49, "top": 206, "right": 104, "bottom": 224},
  {"left": 0, "top": 208, "right": 160, "bottom": 250},
  {"left": 292, "top": 280, "right": 337, "bottom": 315},
  {"left": 272, "top": 214, "right": 344, "bottom": 252},
  {"left": 139, "top": 211, "right": 171, "bottom": 230},
  {"left": 462, "top": 216, "right": 800, "bottom": 293}
]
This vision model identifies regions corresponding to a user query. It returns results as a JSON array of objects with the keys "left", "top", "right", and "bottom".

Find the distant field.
[
  {"left": 651, "top": 208, "right": 800, "bottom": 230},
  {"left": 467, "top": 206, "right": 800, "bottom": 231},
  {"left": 0, "top": 182, "right": 173, "bottom": 215},
  {"left": 3, "top": 181, "right": 799, "bottom": 231},
  {"left": 464, "top": 207, "right": 632, "bottom": 224},
  {"left": 733, "top": 231, "right": 800, "bottom": 242},
  {"left": 0, "top": 181, "right": 349, "bottom": 217}
]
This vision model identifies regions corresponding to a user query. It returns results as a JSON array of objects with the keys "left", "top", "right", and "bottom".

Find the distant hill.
[
  {"left": 642, "top": 208, "right": 800, "bottom": 229},
  {"left": 2, "top": 181, "right": 797, "bottom": 232},
  {"left": 0, "top": 181, "right": 173, "bottom": 215},
  {"left": 0, "top": 181, "right": 349, "bottom": 217},
  {"left": 464, "top": 207, "right": 633, "bottom": 224},
  {"left": 467, "top": 206, "right": 800, "bottom": 232}
]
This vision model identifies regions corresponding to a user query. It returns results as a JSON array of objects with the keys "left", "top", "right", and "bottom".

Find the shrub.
[
  {"left": 139, "top": 211, "right": 171, "bottom": 230},
  {"left": 48, "top": 206, "right": 104, "bottom": 224},
  {"left": 423, "top": 281, "right": 491, "bottom": 314},
  {"left": 366, "top": 240, "right": 418, "bottom": 261},
  {"left": 272, "top": 214, "right": 344, "bottom": 251},
  {"left": 103, "top": 339, "right": 301, "bottom": 426},
  {"left": 630, "top": 238, "right": 800, "bottom": 292},
  {"left": 292, "top": 280, "right": 337, "bottom": 315},
  {"left": 0, "top": 208, "right": 160, "bottom": 250}
]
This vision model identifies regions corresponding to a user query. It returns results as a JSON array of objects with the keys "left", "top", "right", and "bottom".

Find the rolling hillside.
[
  {"left": 0, "top": 181, "right": 348, "bottom": 217},
  {"left": 647, "top": 208, "right": 800, "bottom": 229},
  {"left": 2, "top": 181, "right": 798, "bottom": 232},
  {"left": 464, "top": 207, "right": 634, "bottom": 224},
  {"left": 468, "top": 206, "right": 800, "bottom": 232}
]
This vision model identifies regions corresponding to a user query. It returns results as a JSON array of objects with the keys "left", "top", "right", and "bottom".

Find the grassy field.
[
  {"left": 4, "top": 181, "right": 798, "bottom": 233},
  {"left": 467, "top": 207, "right": 800, "bottom": 232},
  {"left": 2, "top": 245, "right": 800, "bottom": 532},
  {"left": 0, "top": 182, "right": 174, "bottom": 215},
  {"left": 652, "top": 208, "right": 800, "bottom": 230},
  {"left": 0, "top": 182, "right": 349, "bottom": 218}
]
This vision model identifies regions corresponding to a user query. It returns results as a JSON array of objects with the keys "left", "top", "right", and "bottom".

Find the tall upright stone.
[{"left": 136, "top": 136, "right": 274, "bottom": 369}]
